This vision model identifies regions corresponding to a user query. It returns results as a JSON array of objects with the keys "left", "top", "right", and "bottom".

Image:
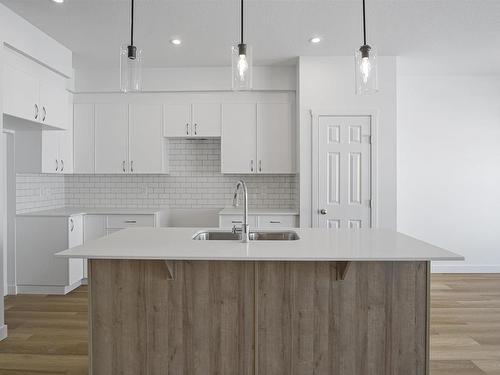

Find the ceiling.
[{"left": 1, "top": 0, "right": 499, "bottom": 74}]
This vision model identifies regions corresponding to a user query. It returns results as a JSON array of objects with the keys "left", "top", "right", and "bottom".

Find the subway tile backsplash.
[{"left": 17, "top": 139, "right": 298, "bottom": 213}]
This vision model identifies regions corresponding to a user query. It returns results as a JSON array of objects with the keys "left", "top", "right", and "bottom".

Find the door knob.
[{"left": 320, "top": 208, "right": 327, "bottom": 215}]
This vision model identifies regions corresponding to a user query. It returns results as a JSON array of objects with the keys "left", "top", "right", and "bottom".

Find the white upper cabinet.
[
  {"left": 129, "top": 104, "right": 164, "bottom": 174},
  {"left": 95, "top": 103, "right": 129, "bottom": 174},
  {"left": 41, "top": 131, "right": 61, "bottom": 174},
  {"left": 221, "top": 103, "right": 257, "bottom": 174},
  {"left": 77, "top": 102, "right": 167, "bottom": 175},
  {"left": 164, "top": 102, "right": 221, "bottom": 137},
  {"left": 39, "top": 79, "right": 69, "bottom": 130},
  {"left": 163, "top": 104, "right": 191, "bottom": 137},
  {"left": 257, "top": 103, "right": 295, "bottom": 174},
  {"left": 3, "top": 63, "right": 39, "bottom": 122},
  {"left": 73, "top": 103, "right": 95, "bottom": 174},
  {"left": 222, "top": 102, "right": 295, "bottom": 174},
  {"left": 2, "top": 48, "right": 69, "bottom": 130},
  {"left": 192, "top": 103, "right": 221, "bottom": 137}
]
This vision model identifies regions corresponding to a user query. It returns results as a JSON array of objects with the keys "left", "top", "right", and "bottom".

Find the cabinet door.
[
  {"left": 3, "top": 63, "right": 39, "bottom": 122},
  {"left": 95, "top": 103, "right": 129, "bottom": 174},
  {"left": 58, "top": 95, "right": 74, "bottom": 174},
  {"left": 129, "top": 104, "right": 164, "bottom": 174},
  {"left": 221, "top": 103, "right": 257, "bottom": 174},
  {"left": 68, "top": 216, "right": 84, "bottom": 285},
  {"left": 257, "top": 103, "right": 294, "bottom": 174},
  {"left": 74, "top": 103, "right": 95, "bottom": 173},
  {"left": 39, "top": 79, "right": 69, "bottom": 130},
  {"left": 192, "top": 103, "right": 221, "bottom": 137},
  {"left": 41, "top": 131, "right": 61, "bottom": 173},
  {"left": 163, "top": 104, "right": 191, "bottom": 137}
]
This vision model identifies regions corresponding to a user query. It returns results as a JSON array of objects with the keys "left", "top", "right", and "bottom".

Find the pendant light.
[
  {"left": 120, "top": 0, "right": 142, "bottom": 92},
  {"left": 355, "top": 0, "right": 378, "bottom": 95},
  {"left": 231, "top": 0, "right": 252, "bottom": 91}
]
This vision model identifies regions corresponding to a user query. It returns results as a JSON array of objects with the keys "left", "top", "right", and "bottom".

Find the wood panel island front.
[{"left": 57, "top": 227, "right": 463, "bottom": 375}]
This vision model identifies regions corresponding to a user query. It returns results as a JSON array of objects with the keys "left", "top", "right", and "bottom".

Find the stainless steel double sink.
[{"left": 193, "top": 230, "right": 300, "bottom": 241}]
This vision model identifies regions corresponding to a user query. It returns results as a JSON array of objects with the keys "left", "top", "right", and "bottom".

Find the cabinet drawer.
[
  {"left": 257, "top": 215, "right": 297, "bottom": 228},
  {"left": 107, "top": 215, "right": 155, "bottom": 229},
  {"left": 219, "top": 215, "right": 257, "bottom": 228}
]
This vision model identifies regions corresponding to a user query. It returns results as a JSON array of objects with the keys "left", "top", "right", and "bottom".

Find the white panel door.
[
  {"left": 39, "top": 79, "right": 69, "bottom": 130},
  {"left": 73, "top": 103, "right": 95, "bottom": 173},
  {"left": 221, "top": 103, "right": 257, "bottom": 174},
  {"left": 317, "top": 116, "right": 371, "bottom": 229},
  {"left": 3, "top": 63, "right": 39, "bottom": 122},
  {"left": 163, "top": 104, "right": 192, "bottom": 137},
  {"left": 192, "top": 103, "right": 221, "bottom": 137},
  {"left": 129, "top": 104, "right": 164, "bottom": 174},
  {"left": 95, "top": 103, "right": 129, "bottom": 174},
  {"left": 257, "top": 103, "right": 294, "bottom": 174}
]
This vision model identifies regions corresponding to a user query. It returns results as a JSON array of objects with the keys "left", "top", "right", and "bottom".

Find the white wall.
[
  {"left": 398, "top": 74, "right": 500, "bottom": 272},
  {"left": 298, "top": 56, "right": 398, "bottom": 229},
  {"left": 75, "top": 66, "right": 296, "bottom": 93}
]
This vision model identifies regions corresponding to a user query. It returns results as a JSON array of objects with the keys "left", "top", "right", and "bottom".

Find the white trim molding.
[
  {"left": 0, "top": 325, "right": 7, "bottom": 341},
  {"left": 432, "top": 264, "right": 500, "bottom": 274}
]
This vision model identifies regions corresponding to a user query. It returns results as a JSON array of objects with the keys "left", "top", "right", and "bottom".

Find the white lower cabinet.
[
  {"left": 219, "top": 214, "right": 298, "bottom": 229},
  {"left": 16, "top": 215, "right": 84, "bottom": 295},
  {"left": 82, "top": 213, "right": 162, "bottom": 278}
]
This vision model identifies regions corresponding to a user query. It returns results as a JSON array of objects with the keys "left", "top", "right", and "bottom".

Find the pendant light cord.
[
  {"left": 130, "top": 0, "right": 134, "bottom": 46},
  {"left": 240, "top": 0, "right": 244, "bottom": 45},
  {"left": 362, "top": 0, "right": 367, "bottom": 45}
]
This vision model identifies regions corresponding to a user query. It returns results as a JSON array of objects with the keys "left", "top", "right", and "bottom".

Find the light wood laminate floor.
[{"left": 0, "top": 274, "right": 497, "bottom": 374}]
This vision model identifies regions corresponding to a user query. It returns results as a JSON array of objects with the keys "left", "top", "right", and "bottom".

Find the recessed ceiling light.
[
  {"left": 170, "top": 39, "right": 182, "bottom": 46},
  {"left": 309, "top": 37, "right": 321, "bottom": 44},
  {"left": 52, "top": 0, "right": 64, "bottom": 3}
]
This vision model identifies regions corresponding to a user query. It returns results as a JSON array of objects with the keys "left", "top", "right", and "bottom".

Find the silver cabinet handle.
[
  {"left": 122, "top": 161, "right": 126, "bottom": 173},
  {"left": 194, "top": 123, "right": 198, "bottom": 135},
  {"left": 186, "top": 123, "right": 190, "bottom": 135},
  {"left": 270, "top": 221, "right": 281, "bottom": 224},
  {"left": 60, "top": 159, "right": 64, "bottom": 172},
  {"left": 259, "top": 160, "right": 262, "bottom": 172},
  {"left": 55, "top": 159, "right": 59, "bottom": 172},
  {"left": 231, "top": 220, "right": 243, "bottom": 224},
  {"left": 69, "top": 218, "right": 74, "bottom": 232},
  {"left": 42, "top": 106, "right": 46, "bottom": 122},
  {"left": 130, "top": 160, "right": 134, "bottom": 173},
  {"left": 320, "top": 208, "right": 328, "bottom": 215},
  {"left": 124, "top": 220, "right": 137, "bottom": 224},
  {"left": 34, "top": 104, "right": 39, "bottom": 120},
  {"left": 250, "top": 160, "right": 254, "bottom": 172}
]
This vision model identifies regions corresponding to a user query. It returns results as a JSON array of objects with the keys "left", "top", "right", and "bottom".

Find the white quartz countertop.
[
  {"left": 17, "top": 207, "right": 166, "bottom": 217},
  {"left": 56, "top": 227, "right": 463, "bottom": 262},
  {"left": 219, "top": 208, "right": 299, "bottom": 215}
]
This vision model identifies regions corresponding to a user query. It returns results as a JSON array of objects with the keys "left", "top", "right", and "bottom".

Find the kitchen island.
[{"left": 57, "top": 227, "right": 463, "bottom": 375}]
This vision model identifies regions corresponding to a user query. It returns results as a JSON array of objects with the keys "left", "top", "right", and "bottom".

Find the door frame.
[{"left": 310, "top": 110, "right": 379, "bottom": 228}]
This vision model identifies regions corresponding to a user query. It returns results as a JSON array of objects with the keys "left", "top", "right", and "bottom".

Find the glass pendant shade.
[
  {"left": 355, "top": 45, "right": 378, "bottom": 95},
  {"left": 120, "top": 45, "right": 142, "bottom": 92},
  {"left": 232, "top": 44, "right": 253, "bottom": 91}
]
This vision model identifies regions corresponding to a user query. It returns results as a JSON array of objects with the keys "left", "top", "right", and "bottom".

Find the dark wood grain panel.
[
  {"left": 257, "top": 261, "right": 429, "bottom": 375},
  {"left": 89, "top": 260, "right": 254, "bottom": 375}
]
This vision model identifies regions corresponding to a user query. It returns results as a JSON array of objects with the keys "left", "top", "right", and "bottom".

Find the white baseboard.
[
  {"left": 17, "top": 280, "right": 82, "bottom": 295},
  {"left": 0, "top": 325, "right": 8, "bottom": 341},
  {"left": 432, "top": 264, "right": 500, "bottom": 273},
  {"left": 81, "top": 278, "right": 88, "bottom": 286},
  {"left": 7, "top": 285, "right": 17, "bottom": 296}
]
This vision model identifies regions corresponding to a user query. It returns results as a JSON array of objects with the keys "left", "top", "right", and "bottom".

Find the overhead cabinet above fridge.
[{"left": 3, "top": 47, "right": 69, "bottom": 131}]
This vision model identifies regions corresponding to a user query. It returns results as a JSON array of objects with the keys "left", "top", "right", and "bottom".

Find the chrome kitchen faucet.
[{"left": 232, "top": 180, "right": 249, "bottom": 243}]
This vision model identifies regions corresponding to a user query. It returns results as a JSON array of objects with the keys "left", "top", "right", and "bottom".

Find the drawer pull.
[
  {"left": 270, "top": 221, "right": 281, "bottom": 224},
  {"left": 231, "top": 220, "right": 242, "bottom": 224},
  {"left": 124, "top": 220, "right": 137, "bottom": 224}
]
